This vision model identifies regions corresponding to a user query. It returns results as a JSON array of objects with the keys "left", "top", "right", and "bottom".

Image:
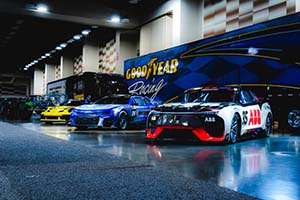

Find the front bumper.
[
  {"left": 40, "top": 115, "right": 69, "bottom": 122},
  {"left": 70, "top": 115, "right": 117, "bottom": 128},
  {"left": 146, "top": 112, "right": 225, "bottom": 142}
]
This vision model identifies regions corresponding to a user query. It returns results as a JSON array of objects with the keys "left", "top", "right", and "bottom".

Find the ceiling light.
[
  {"left": 60, "top": 43, "right": 67, "bottom": 48},
  {"left": 41, "top": 55, "right": 46, "bottom": 59},
  {"left": 110, "top": 16, "right": 120, "bottom": 23},
  {"left": 56, "top": 46, "right": 62, "bottom": 50},
  {"left": 36, "top": 4, "right": 48, "bottom": 13},
  {"left": 45, "top": 53, "right": 50, "bottom": 57},
  {"left": 129, "top": 0, "right": 141, "bottom": 4},
  {"left": 73, "top": 34, "right": 82, "bottom": 40},
  {"left": 81, "top": 29, "right": 91, "bottom": 36}
]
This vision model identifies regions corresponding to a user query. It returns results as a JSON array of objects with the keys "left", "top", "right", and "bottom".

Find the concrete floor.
[{"left": 18, "top": 122, "right": 300, "bottom": 200}]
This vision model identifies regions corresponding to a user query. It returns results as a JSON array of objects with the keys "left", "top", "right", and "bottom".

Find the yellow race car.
[{"left": 40, "top": 99, "right": 82, "bottom": 124}]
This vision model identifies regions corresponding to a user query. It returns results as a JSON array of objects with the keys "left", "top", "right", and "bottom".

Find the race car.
[
  {"left": 69, "top": 94, "right": 157, "bottom": 129},
  {"left": 146, "top": 86, "right": 272, "bottom": 143},
  {"left": 40, "top": 99, "right": 82, "bottom": 124}
]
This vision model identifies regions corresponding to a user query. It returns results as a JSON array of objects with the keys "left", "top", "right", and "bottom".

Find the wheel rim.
[
  {"left": 230, "top": 115, "right": 239, "bottom": 143},
  {"left": 288, "top": 109, "right": 300, "bottom": 128},
  {"left": 119, "top": 114, "right": 127, "bottom": 130},
  {"left": 265, "top": 114, "right": 272, "bottom": 136}
]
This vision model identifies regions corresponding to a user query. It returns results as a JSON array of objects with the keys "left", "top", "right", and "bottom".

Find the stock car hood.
[
  {"left": 42, "top": 106, "right": 73, "bottom": 115},
  {"left": 155, "top": 102, "right": 234, "bottom": 112},
  {"left": 74, "top": 104, "right": 122, "bottom": 112}
]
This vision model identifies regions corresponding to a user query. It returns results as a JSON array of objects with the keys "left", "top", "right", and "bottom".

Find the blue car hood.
[{"left": 75, "top": 104, "right": 122, "bottom": 111}]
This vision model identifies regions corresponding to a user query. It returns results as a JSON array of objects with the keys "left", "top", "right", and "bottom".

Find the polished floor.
[{"left": 18, "top": 122, "right": 300, "bottom": 200}]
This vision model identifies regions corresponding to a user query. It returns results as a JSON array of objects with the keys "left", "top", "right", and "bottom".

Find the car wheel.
[
  {"left": 229, "top": 113, "right": 240, "bottom": 144},
  {"left": 287, "top": 109, "right": 300, "bottom": 130},
  {"left": 264, "top": 114, "right": 272, "bottom": 137},
  {"left": 118, "top": 112, "right": 128, "bottom": 130}
]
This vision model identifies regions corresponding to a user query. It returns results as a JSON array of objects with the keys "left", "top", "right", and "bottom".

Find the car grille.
[
  {"left": 74, "top": 117, "right": 99, "bottom": 126},
  {"left": 157, "top": 114, "right": 202, "bottom": 127}
]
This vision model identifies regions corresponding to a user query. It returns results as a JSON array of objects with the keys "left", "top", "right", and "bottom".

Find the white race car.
[{"left": 146, "top": 86, "right": 272, "bottom": 143}]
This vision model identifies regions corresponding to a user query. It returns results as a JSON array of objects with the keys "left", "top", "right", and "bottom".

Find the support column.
[
  {"left": 33, "top": 68, "right": 43, "bottom": 95},
  {"left": 82, "top": 40, "right": 99, "bottom": 72},
  {"left": 119, "top": 31, "right": 138, "bottom": 75},
  {"left": 45, "top": 64, "right": 56, "bottom": 84},
  {"left": 180, "top": 0, "right": 202, "bottom": 44},
  {"left": 60, "top": 56, "right": 74, "bottom": 78}
]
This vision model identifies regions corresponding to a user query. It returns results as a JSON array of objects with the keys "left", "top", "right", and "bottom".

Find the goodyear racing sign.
[{"left": 124, "top": 13, "right": 300, "bottom": 102}]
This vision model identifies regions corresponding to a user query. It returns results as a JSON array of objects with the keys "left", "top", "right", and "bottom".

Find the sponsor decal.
[
  {"left": 126, "top": 57, "right": 179, "bottom": 100},
  {"left": 128, "top": 78, "right": 167, "bottom": 100},
  {"left": 248, "top": 109, "right": 261, "bottom": 125},
  {"left": 125, "top": 58, "right": 179, "bottom": 80}
]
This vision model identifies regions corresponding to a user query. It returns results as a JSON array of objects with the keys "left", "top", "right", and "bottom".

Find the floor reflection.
[{"left": 18, "top": 122, "right": 300, "bottom": 200}]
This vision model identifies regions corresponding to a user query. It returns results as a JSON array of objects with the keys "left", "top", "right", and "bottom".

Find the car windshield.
[
  {"left": 185, "top": 90, "right": 234, "bottom": 103},
  {"left": 94, "top": 96, "right": 130, "bottom": 104}
]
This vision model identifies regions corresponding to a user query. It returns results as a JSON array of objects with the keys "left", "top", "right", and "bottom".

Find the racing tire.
[
  {"left": 117, "top": 112, "right": 128, "bottom": 130},
  {"left": 229, "top": 113, "right": 241, "bottom": 144},
  {"left": 264, "top": 114, "right": 272, "bottom": 137},
  {"left": 287, "top": 109, "right": 300, "bottom": 131}
]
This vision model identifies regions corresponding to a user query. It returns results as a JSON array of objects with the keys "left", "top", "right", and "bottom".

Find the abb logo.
[{"left": 248, "top": 109, "right": 261, "bottom": 125}]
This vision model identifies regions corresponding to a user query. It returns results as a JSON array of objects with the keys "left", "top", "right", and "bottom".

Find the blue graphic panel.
[{"left": 124, "top": 13, "right": 300, "bottom": 102}]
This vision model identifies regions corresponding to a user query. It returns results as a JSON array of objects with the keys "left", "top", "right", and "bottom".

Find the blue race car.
[{"left": 70, "top": 94, "right": 157, "bottom": 129}]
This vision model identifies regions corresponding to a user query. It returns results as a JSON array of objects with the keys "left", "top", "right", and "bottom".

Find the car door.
[
  {"left": 130, "top": 96, "right": 150, "bottom": 123},
  {"left": 239, "top": 89, "right": 262, "bottom": 133}
]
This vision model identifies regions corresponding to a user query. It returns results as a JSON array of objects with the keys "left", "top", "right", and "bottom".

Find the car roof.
[{"left": 184, "top": 85, "right": 239, "bottom": 93}]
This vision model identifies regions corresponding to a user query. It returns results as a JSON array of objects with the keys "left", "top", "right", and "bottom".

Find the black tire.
[
  {"left": 287, "top": 109, "right": 300, "bottom": 130},
  {"left": 45, "top": 121, "right": 52, "bottom": 125},
  {"left": 117, "top": 112, "right": 128, "bottom": 130},
  {"left": 264, "top": 113, "right": 272, "bottom": 137},
  {"left": 229, "top": 113, "right": 241, "bottom": 144}
]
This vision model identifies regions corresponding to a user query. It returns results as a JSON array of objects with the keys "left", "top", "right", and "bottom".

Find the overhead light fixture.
[
  {"left": 36, "top": 4, "right": 48, "bottom": 13},
  {"left": 81, "top": 29, "right": 91, "bottom": 36},
  {"left": 110, "top": 16, "right": 120, "bottom": 23},
  {"left": 60, "top": 43, "right": 67, "bottom": 48},
  {"left": 45, "top": 53, "right": 50, "bottom": 57},
  {"left": 56, "top": 46, "right": 62, "bottom": 50},
  {"left": 41, "top": 55, "right": 46, "bottom": 59},
  {"left": 73, "top": 34, "right": 82, "bottom": 40}
]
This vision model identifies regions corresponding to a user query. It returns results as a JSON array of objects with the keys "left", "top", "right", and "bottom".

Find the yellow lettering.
[
  {"left": 157, "top": 62, "right": 164, "bottom": 75},
  {"left": 153, "top": 62, "right": 159, "bottom": 76},
  {"left": 136, "top": 67, "right": 141, "bottom": 78},
  {"left": 126, "top": 69, "right": 131, "bottom": 80},
  {"left": 142, "top": 65, "right": 147, "bottom": 77},
  {"left": 164, "top": 60, "right": 170, "bottom": 73},
  {"left": 131, "top": 68, "right": 136, "bottom": 79},
  {"left": 171, "top": 58, "right": 178, "bottom": 73}
]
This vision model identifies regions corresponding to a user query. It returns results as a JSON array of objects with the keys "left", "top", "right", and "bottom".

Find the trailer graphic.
[{"left": 124, "top": 13, "right": 300, "bottom": 131}]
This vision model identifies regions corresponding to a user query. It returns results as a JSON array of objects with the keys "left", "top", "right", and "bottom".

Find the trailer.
[{"left": 124, "top": 13, "right": 300, "bottom": 131}]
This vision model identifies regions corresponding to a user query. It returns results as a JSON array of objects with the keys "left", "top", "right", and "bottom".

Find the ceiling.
[{"left": 0, "top": 0, "right": 168, "bottom": 74}]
